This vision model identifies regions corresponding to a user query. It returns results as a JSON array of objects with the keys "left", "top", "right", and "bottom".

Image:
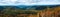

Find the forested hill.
[{"left": 0, "top": 5, "right": 60, "bottom": 10}]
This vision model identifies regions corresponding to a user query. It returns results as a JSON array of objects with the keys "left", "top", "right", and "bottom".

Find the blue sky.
[{"left": 0, "top": 0, "right": 60, "bottom": 6}]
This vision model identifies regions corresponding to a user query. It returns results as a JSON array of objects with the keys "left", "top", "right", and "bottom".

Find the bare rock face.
[{"left": 39, "top": 6, "right": 60, "bottom": 17}]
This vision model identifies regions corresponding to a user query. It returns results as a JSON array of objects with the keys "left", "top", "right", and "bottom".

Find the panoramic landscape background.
[{"left": 0, "top": 5, "right": 60, "bottom": 17}]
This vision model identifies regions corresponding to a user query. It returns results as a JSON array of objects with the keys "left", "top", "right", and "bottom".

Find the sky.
[{"left": 0, "top": 0, "right": 60, "bottom": 6}]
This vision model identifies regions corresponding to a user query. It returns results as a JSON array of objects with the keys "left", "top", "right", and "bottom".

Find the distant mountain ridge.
[
  {"left": 0, "top": 5, "right": 60, "bottom": 14},
  {"left": 0, "top": 5, "right": 59, "bottom": 10}
]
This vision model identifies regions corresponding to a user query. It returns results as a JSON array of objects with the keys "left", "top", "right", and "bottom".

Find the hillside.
[{"left": 0, "top": 5, "right": 60, "bottom": 17}]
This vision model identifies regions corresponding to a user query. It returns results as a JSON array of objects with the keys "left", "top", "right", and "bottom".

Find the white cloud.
[{"left": 0, "top": 0, "right": 60, "bottom": 6}]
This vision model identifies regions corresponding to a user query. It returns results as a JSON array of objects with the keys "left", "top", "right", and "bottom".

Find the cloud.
[{"left": 0, "top": 0, "right": 60, "bottom": 6}]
